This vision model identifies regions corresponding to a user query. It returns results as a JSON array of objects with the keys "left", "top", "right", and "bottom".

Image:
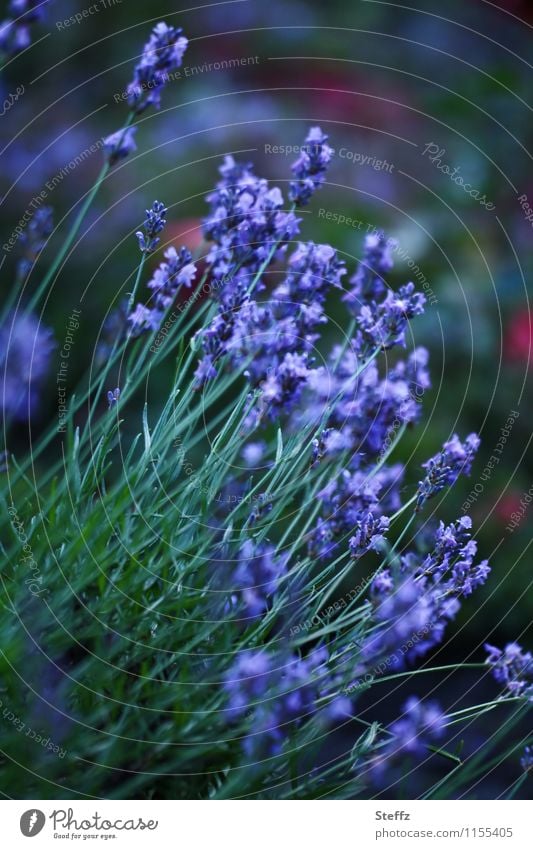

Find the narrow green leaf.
[
  {"left": 275, "top": 427, "right": 283, "bottom": 465},
  {"left": 142, "top": 403, "right": 151, "bottom": 458}
]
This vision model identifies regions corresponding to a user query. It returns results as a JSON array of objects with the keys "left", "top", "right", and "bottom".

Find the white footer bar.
[{"left": 3, "top": 800, "right": 532, "bottom": 848}]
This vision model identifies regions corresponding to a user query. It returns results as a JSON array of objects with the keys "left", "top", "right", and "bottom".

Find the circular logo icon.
[{"left": 20, "top": 810, "right": 46, "bottom": 837}]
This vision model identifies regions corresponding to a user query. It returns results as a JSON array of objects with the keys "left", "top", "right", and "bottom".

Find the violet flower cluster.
[
  {"left": 194, "top": 236, "right": 345, "bottom": 419},
  {"left": 1, "top": 16, "right": 528, "bottom": 799},
  {"left": 343, "top": 231, "right": 396, "bottom": 309},
  {"left": 127, "top": 22, "right": 188, "bottom": 114},
  {"left": 0, "top": 0, "right": 48, "bottom": 57},
  {"left": 227, "top": 540, "right": 289, "bottom": 621},
  {"left": 224, "top": 647, "right": 347, "bottom": 758},
  {"left": 103, "top": 22, "right": 188, "bottom": 165},
  {"left": 417, "top": 433, "right": 480, "bottom": 510},
  {"left": 485, "top": 642, "right": 533, "bottom": 702},
  {"left": 128, "top": 200, "right": 197, "bottom": 334},
  {"left": 103, "top": 127, "right": 137, "bottom": 166},
  {"left": 90, "top": 127, "right": 509, "bottom": 776},
  {"left": 368, "top": 696, "right": 446, "bottom": 782},
  {"left": 362, "top": 516, "right": 490, "bottom": 670},
  {"left": 172, "top": 135, "right": 498, "bottom": 768},
  {"left": 136, "top": 200, "right": 167, "bottom": 254},
  {"left": 16, "top": 205, "right": 53, "bottom": 279},
  {"left": 0, "top": 310, "right": 55, "bottom": 421},
  {"left": 202, "top": 154, "right": 300, "bottom": 286},
  {"left": 289, "top": 126, "right": 334, "bottom": 206},
  {"left": 521, "top": 746, "right": 533, "bottom": 772}
]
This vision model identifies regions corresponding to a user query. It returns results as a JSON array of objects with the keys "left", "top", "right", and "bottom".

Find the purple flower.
[
  {"left": 485, "top": 643, "right": 533, "bottom": 701},
  {"left": 343, "top": 231, "right": 396, "bottom": 311},
  {"left": 127, "top": 22, "right": 188, "bottom": 114},
  {"left": 349, "top": 512, "right": 389, "bottom": 558},
  {"left": 358, "top": 282, "right": 425, "bottom": 349},
  {"left": 136, "top": 200, "right": 167, "bottom": 253},
  {"left": 361, "top": 516, "right": 489, "bottom": 668},
  {"left": 417, "top": 433, "right": 480, "bottom": 509},
  {"left": 193, "top": 285, "right": 251, "bottom": 386},
  {"left": 369, "top": 696, "right": 446, "bottom": 784},
  {"left": 147, "top": 247, "right": 197, "bottom": 304},
  {"left": 9, "top": 0, "right": 45, "bottom": 20},
  {"left": 296, "top": 346, "right": 430, "bottom": 469},
  {"left": 107, "top": 387, "right": 120, "bottom": 409},
  {"left": 224, "top": 651, "right": 273, "bottom": 717},
  {"left": 193, "top": 245, "right": 334, "bottom": 410},
  {"left": 129, "top": 246, "right": 197, "bottom": 333},
  {"left": 261, "top": 352, "right": 310, "bottom": 406},
  {"left": 229, "top": 540, "right": 288, "bottom": 620},
  {"left": 17, "top": 206, "right": 53, "bottom": 280},
  {"left": 420, "top": 515, "right": 490, "bottom": 596},
  {"left": 128, "top": 303, "right": 163, "bottom": 334},
  {"left": 0, "top": 0, "right": 48, "bottom": 56},
  {"left": 224, "top": 648, "right": 327, "bottom": 757},
  {"left": 390, "top": 696, "right": 446, "bottom": 755},
  {"left": 311, "top": 465, "right": 402, "bottom": 560},
  {"left": 362, "top": 576, "right": 439, "bottom": 669},
  {"left": 273, "top": 241, "right": 346, "bottom": 311},
  {"left": 193, "top": 353, "right": 217, "bottom": 385},
  {"left": 103, "top": 127, "right": 137, "bottom": 166},
  {"left": 289, "top": 127, "right": 334, "bottom": 206},
  {"left": 521, "top": 746, "right": 533, "bottom": 772},
  {"left": 311, "top": 427, "right": 351, "bottom": 466},
  {"left": 242, "top": 441, "right": 266, "bottom": 466},
  {"left": 0, "top": 311, "right": 55, "bottom": 421},
  {"left": 203, "top": 155, "right": 300, "bottom": 287}
]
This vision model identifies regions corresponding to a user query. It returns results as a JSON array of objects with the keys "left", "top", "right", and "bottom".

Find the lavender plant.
[{"left": 0, "top": 23, "right": 530, "bottom": 801}]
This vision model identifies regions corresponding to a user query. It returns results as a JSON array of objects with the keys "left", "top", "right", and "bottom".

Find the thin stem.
[
  {"left": 127, "top": 251, "right": 147, "bottom": 314},
  {"left": 25, "top": 113, "right": 135, "bottom": 317}
]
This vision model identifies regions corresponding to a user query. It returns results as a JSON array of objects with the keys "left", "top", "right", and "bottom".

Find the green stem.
[
  {"left": 127, "top": 251, "right": 147, "bottom": 315},
  {"left": 25, "top": 113, "right": 135, "bottom": 317}
]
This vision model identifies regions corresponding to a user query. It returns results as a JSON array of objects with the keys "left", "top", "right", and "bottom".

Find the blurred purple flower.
[
  {"left": 0, "top": 0, "right": 48, "bottom": 56},
  {"left": 103, "top": 127, "right": 137, "bottom": 166},
  {"left": 485, "top": 642, "right": 533, "bottom": 701},
  {"left": 0, "top": 310, "right": 55, "bottom": 421},
  {"left": 16, "top": 205, "right": 53, "bottom": 280}
]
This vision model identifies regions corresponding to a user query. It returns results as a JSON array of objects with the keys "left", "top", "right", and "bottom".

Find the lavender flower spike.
[
  {"left": 416, "top": 433, "right": 480, "bottom": 510},
  {"left": 343, "top": 231, "right": 397, "bottom": 311},
  {"left": 224, "top": 649, "right": 326, "bottom": 757},
  {"left": 128, "top": 246, "right": 197, "bottom": 334},
  {"left": 485, "top": 642, "right": 533, "bottom": 702},
  {"left": 103, "top": 127, "right": 137, "bottom": 166},
  {"left": 107, "top": 388, "right": 120, "bottom": 409},
  {"left": 349, "top": 512, "right": 389, "bottom": 559},
  {"left": 136, "top": 200, "right": 167, "bottom": 253},
  {"left": 290, "top": 127, "right": 334, "bottom": 206},
  {"left": 127, "top": 22, "right": 188, "bottom": 114},
  {"left": 17, "top": 206, "right": 53, "bottom": 280}
]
